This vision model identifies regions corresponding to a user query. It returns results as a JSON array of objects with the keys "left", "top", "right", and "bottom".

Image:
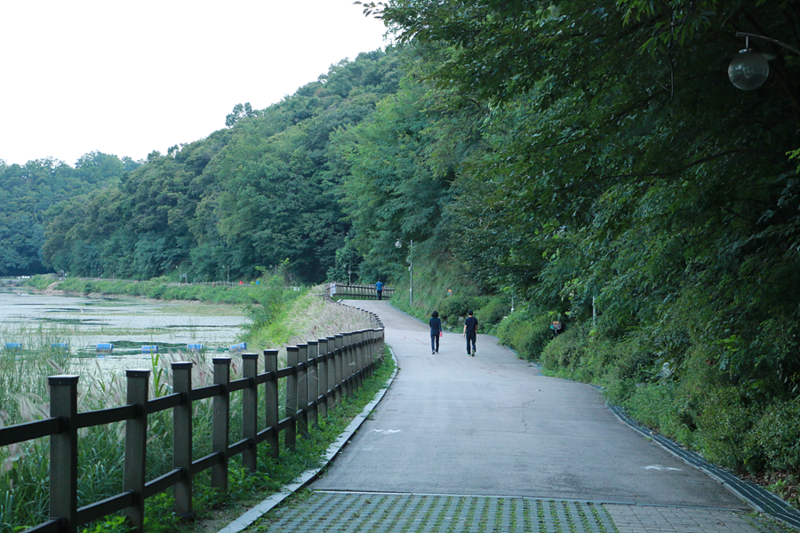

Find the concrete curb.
[{"left": 215, "top": 348, "right": 399, "bottom": 533}]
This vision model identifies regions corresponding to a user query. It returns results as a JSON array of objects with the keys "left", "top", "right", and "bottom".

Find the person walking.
[
  {"left": 463, "top": 310, "right": 478, "bottom": 356},
  {"left": 429, "top": 311, "right": 443, "bottom": 354},
  {"left": 376, "top": 280, "right": 383, "bottom": 300}
]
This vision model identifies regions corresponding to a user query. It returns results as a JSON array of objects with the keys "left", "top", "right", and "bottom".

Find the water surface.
[{"left": 0, "top": 289, "right": 249, "bottom": 361}]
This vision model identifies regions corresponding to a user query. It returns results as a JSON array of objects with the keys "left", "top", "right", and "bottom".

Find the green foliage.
[
  {"left": 694, "top": 385, "right": 758, "bottom": 470},
  {"left": 438, "top": 295, "right": 488, "bottom": 328},
  {"left": 242, "top": 269, "right": 297, "bottom": 338},
  {"left": 495, "top": 309, "right": 554, "bottom": 362},
  {"left": 748, "top": 399, "right": 800, "bottom": 473},
  {"left": 474, "top": 298, "right": 510, "bottom": 331},
  {"left": 0, "top": 153, "right": 131, "bottom": 276}
]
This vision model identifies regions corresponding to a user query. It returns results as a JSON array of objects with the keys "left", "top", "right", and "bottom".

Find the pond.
[{"left": 0, "top": 288, "right": 250, "bottom": 366}]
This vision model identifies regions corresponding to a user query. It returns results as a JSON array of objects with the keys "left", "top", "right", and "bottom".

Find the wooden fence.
[
  {"left": 0, "top": 312, "right": 385, "bottom": 533},
  {"left": 329, "top": 283, "right": 395, "bottom": 300}
]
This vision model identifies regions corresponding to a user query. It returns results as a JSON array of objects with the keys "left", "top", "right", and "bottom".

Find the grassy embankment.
[
  {"left": 2, "top": 277, "right": 395, "bottom": 533},
  {"left": 384, "top": 248, "right": 800, "bottom": 509}
]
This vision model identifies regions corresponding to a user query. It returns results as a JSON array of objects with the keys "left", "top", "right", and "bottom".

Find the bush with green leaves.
[
  {"left": 693, "top": 385, "right": 759, "bottom": 471},
  {"left": 438, "top": 295, "right": 489, "bottom": 328},
  {"left": 474, "top": 297, "right": 510, "bottom": 332},
  {"left": 494, "top": 308, "right": 553, "bottom": 361},
  {"left": 747, "top": 399, "right": 800, "bottom": 473}
]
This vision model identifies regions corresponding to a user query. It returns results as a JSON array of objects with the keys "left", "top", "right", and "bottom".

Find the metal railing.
[{"left": 328, "top": 282, "right": 394, "bottom": 300}]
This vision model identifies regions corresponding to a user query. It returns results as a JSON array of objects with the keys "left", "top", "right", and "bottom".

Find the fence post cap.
[
  {"left": 48, "top": 374, "right": 79, "bottom": 385},
  {"left": 212, "top": 357, "right": 232, "bottom": 364},
  {"left": 242, "top": 353, "right": 258, "bottom": 360},
  {"left": 126, "top": 369, "right": 151, "bottom": 378},
  {"left": 172, "top": 361, "right": 193, "bottom": 368}
]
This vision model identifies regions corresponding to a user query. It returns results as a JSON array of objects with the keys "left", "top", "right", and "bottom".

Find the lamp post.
[
  {"left": 395, "top": 239, "right": 413, "bottom": 305},
  {"left": 728, "top": 32, "right": 799, "bottom": 90}
]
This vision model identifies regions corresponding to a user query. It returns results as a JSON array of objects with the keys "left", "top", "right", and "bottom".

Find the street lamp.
[
  {"left": 729, "top": 32, "right": 800, "bottom": 90},
  {"left": 729, "top": 36, "right": 770, "bottom": 90},
  {"left": 395, "top": 239, "right": 413, "bottom": 305}
]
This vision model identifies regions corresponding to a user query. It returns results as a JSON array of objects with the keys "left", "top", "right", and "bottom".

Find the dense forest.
[
  {"left": 4, "top": 0, "right": 800, "bottom": 486},
  {"left": 0, "top": 153, "right": 138, "bottom": 275}
]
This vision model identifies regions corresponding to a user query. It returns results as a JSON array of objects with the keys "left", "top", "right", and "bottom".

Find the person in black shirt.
[
  {"left": 463, "top": 310, "right": 478, "bottom": 356},
  {"left": 429, "top": 310, "right": 443, "bottom": 354}
]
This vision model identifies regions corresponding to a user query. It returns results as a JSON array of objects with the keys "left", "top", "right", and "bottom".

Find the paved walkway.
[{"left": 250, "top": 301, "right": 797, "bottom": 533}]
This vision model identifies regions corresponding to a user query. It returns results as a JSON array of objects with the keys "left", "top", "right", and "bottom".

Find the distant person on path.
[
  {"left": 463, "top": 310, "right": 478, "bottom": 356},
  {"left": 429, "top": 310, "right": 443, "bottom": 354},
  {"left": 376, "top": 280, "right": 384, "bottom": 300}
]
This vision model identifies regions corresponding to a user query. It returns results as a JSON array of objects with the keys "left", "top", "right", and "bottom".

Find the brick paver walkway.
[{"left": 257, "top": 492, "right": 795, "bottom": 533}]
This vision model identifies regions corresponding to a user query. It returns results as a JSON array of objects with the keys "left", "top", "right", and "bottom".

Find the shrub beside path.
[{"left": 250, "top": 301, "right": 797, "bottom": 533}]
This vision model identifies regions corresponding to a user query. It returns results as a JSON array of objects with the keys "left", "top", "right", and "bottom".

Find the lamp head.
[
  {"left": 729, "top": 48, "right": 770, "bottom": 90},
  {"left": 395, "top": 240, "right": 402, "bottom": 249}
]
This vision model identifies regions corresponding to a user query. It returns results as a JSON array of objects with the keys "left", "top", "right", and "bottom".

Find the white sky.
[{"left": 0, "top": 0, "right": 389, "bottom": 167}]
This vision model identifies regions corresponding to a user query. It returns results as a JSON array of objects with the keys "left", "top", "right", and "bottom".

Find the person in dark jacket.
[
  {"left": 429, "top": 310, "right": 443, "bottom": 354},
  {"left": 463, "top": 310, "right": 478, "bottom": 356}
]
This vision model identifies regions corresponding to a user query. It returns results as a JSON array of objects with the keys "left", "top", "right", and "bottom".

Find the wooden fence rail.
[
  {"left": 0, "top": 310, "right": 385, "bottom": 533},
  {"left": 329, "top": 282, "right": 395, "bottom": 300}
]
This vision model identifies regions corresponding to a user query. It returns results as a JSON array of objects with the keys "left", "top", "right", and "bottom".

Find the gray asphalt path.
[{"left": 312, "top": 301, "right": 746, "bottom": 509}]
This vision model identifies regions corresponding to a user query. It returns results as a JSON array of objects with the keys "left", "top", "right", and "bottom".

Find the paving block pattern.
[
  {"left": 605, "top": 505, "right": 792, "bottom": 533},
  {"left": 254, "top": 492, "right": 795, "bottom": 533}
]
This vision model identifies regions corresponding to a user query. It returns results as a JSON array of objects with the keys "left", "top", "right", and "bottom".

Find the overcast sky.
[{"left": 0, "top": 0, "right": 389, "bottom": 167}]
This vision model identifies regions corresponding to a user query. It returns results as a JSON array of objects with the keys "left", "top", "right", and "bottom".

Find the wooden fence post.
[
  {"left": 172, "top": 361, "right": 194, "bottom": 519},
  {"left": 344, "top": 332, "right": 352, "bottom": 396},
  {"left": 297, "top": 344, "right": 309, "bottom": 438},
  {"left": 49, "top": 375, "right": 79, "bottom": 533},
  {"left": 359, "top": 330, "right": 367, "bottom": 382},
  {"left": 327, "top": 336, "right": 336, "bottom": 409},
  {"left": 212, "top": 357, "right": 231, "bottom": 494},
  {"left": 317, "top": 338, "right": 328, "bottom": 419},
  {"left": 377, "top": 328, "right": 385, "bottom": 361},
  {"left": 371, "top": 329, "right": 380, "bottom": 373},
  {"left": 333, "top": 334, "right": 343, "bottom": 405},
  {"left": 307, "top": 341, "right": 319, "bottom": 428},
  {"left": 285, "top": 346, "right": 299, "bottom": 449},
  {"left": 364, "top": 330, "right": 373, "bottom": 379},
  {"left": 355, "top": 330, "right": 364, "bottom": 391},
  {"left": 264, "top": 349, "right": 280, "bottom": 459},
  {"left": 123, "top": 369, "right": 150, "bottom": 533},
  {"left": 242, "top": 353, "right": 258, "bottom": 473}
]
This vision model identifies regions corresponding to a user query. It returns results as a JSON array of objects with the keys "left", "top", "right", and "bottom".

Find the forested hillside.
[
  {"left": 39, "top": 49, "right": 401, "bottom": 282},
  {"left": 0, "top": 153, "right": 137, "bottom": 276}
]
